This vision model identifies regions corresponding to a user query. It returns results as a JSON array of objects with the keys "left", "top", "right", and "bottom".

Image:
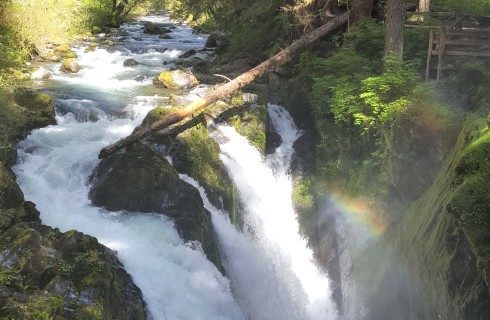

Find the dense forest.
[{"left": 1, "top": 0, "right": 489, "bottom": 319}]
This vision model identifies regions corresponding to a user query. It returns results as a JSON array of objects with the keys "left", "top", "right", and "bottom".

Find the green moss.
[
  {"left": 179, "top": 123, "right": 225, "bottom": 195},
  {"left": 0, "top": 269, "right": 16, "bottom": 286},
  {"left": 0, "top": 89, "right": 54, "bottom": 164},
  {"left": 228, "top": 105, "right": 266, "bottom": 152},
  {"left": 395, "top": 115, "right": 490, "bottom": 319},
  {"left": 26, "top": 295, "right": 65, "bottom": 320},
  {"left": 54, "top": 44, "right": 77, "bottom": 59},
  {"left": 79, "top": 304, "right": 104, "bottom": 320},
  {"left": 230, "top": 91, "right": 245, "bottom": 107},
  {"left": 292, "top": 177, "right": 314, "bottom": 215},
  {"left": 142, "top": 106, "right": 180, "bottom": 126},
  {"left": 157, "top": 71, "right": 173, "bottom": 86}
]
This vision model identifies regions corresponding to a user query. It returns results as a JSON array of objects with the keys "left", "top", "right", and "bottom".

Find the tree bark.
[
  {"left": 385, "top": 0, "right": 405, "bottom": 63},
  {"left": 98, "top": 11, "right": 349, "bottom": 159},
  {"left": 418, "top": 0, "right": 430, "bottom": 13},
  {"left": 348, "top": 0, "right": 374, "bottom": 26}
]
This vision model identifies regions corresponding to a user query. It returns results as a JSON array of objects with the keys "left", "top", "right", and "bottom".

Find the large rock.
[
  {"left": 89, "top": 143, "right": 221, "bottom": 266},
  {"left": 12, "top": 89, "right": 56, "bottom": 129},
  {"left": 205, "top": 33, "right": 229, "bottom": 53},
  {"left": 30, "top": 66, "right": 51, "bottom": 80},
  {"left": 123, "top": 58, "right": 139, "bottom": 67},
  {"left": 35, "top": 43, "right": 77, "bottom": 62},
  {"left": 178, "top": 49, "right": 197, "bottom": 59},
  {"left": 60, "top": 58, "right": 81, "bottom": 73},
  {"left": 0, "top": 217, "right": 148, "bottom": 319},
  {"left": 213, "top": 57, "right": 256, "bottom": 78},
  {"left": 156, "top": 69, "right": 198, "bottom": 89},
  {"left": 143, "top": 22, "right": 171, "bottom": 35},
  {"left": 0, "top": 163, "right": 24, "bottom": 211}
]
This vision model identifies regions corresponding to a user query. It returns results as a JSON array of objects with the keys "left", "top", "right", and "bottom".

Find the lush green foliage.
[
  {"left": 434, "top": 0, "right": 490, "bottom": 15},
  {"left": 164, "top": 0, "right": 329, "bottom": 56},
  {"left": 296, "top": 19, "right": 458, "bottom": 202}
]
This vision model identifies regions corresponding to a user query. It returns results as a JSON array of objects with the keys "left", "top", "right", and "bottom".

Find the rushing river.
[{"left": 14, "top": 14, "right": 336, "bottom": 320}]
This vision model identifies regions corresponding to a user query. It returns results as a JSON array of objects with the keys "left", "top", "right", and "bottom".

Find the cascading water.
[
  {"left": 182, "top": 105, "right": 338, "bottom": 320},
  {"left": 14, "top": 15, "right": 244, "bottom": 320},
  {"left": 13, "top": 12, "right": 337, "bottom": 320}
]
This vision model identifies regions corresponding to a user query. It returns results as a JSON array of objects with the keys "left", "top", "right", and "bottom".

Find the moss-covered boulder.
[
  {"left": 54, "top": 44, "right": 77, "bottom": 59},
  {"left": 61, "top": 58, "right": 81, "bottom": 73},
  {"left": 0, "top": 163, "right": 24, "bottom": 211},
  {"left": 1, "top": 158, "right": 147, "bottom": 320},
  {"left": 35, "top": 44, "right": 77, "bottom": 62},
  {"left": 140, "top": 106, "right": 181, "bottom": 126},
  {"left": 30, "top": 66, "right": 51, "bottom": 80},
  {"left": 89, "top": 143, "right": 222, "bottom": 266},
  {"left": 0, "top": 221, "right": 147, "bottom": 319},
  {"left": 170, "top": 123, "right": 235, "bottom": 212},
  {"left": 156, "top": 69, "right": 198, "bottom": 89},
  {"left": 0, "top": 89, "right": 55, "bottom": 165},
  {"left": 228, "top": 104, "right": 267, "bottom": 152}
]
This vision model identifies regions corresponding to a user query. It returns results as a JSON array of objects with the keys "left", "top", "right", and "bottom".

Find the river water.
[{"left": 13, "top": 14, "right": 336, "bottom": 320}]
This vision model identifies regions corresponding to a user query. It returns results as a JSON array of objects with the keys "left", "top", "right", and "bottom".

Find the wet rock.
[
  {"left": 36, "top": 49, "right": 61, "bottom": 62},
  {"left": 134, "top": 75, "right": 145, "bottom": 82},
  {"left": 12, "top": 88, "right": 56, "bottom": 132},
  {"left": 35, "top": 43, "right": 76, "bottom": 62},
  {"left": 213, "top": 57, "right": 256, "bottom": 78},
  {"left": 179, "top": 49, "right": 197, "bottom": 59},
  {"left": 159, "top": 34, "right": 172, "bottom": 39},
  {"left": 143, "top": 22, "right": 171, "bottom": 35},
  {"left": 0, "top": 223, "right": 148, "bottom": 319},
  {"left": 175, "top": 57, "right": 206, "bottom": 70},
  {"left": 156, "top": 69, "right": 199, "bottom": 89},
  {"left": 206, "top": 33, "right": 229, "bottom": 53},
  {"left": 60, "top": 58, "right": 81, "bottom": 73},
  {"left": 54, "top": 44, "right": 77, "bottom": 59},
  {"left": 30, "top": 66, "right": 51, "bottom": 80},
  {"left": 123, "top": 58, "right": 139, "bottom": 67},
  {"left": 89, "top": 142, "right": 222, "bottom": 266},
  {"left": 0, "top": 163, "right": 24, "bottom": 211}
]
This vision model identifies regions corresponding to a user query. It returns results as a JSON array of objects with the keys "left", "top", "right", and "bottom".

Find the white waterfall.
[{"left": 182, "top": 104, "right": 338, "bottom": 320}]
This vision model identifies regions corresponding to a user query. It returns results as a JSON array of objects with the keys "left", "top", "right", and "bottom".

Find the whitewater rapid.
[
  {"left": 13, "top": 13, "right": 337, "bottom": 320},
  {"left": 14, "top": 15, "right": 244, "bottom": 320},
  {"left": 183, "top": 105, "right": 337, "bottom": 320}
]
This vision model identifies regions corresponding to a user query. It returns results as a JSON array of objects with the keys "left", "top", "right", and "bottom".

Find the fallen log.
[{"left": 99, "top": 11, "right": 349, "bottom": 158}]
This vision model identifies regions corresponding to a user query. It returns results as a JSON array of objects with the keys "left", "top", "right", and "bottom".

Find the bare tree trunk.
[
  {"left": 418, "top": 0, "right": 430, "bottom": 12},
  {"left": 98, "top": 11, "right": 349, "bottom": 158},
  {"left": 348, "top": 0, "right": 374, "bottom": 26},
  {"left": 385, "top": 0, "right": 405, "bottom": 63}
]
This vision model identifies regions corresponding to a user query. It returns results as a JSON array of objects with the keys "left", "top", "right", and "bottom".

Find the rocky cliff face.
[
  {"left": 0, "top": 90, "right": 147, "bottom": 319},
  {"left": 394, "top": 116, "right": 490, "bottom": 320}
]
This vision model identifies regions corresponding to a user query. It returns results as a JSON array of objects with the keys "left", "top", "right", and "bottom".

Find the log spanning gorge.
[{"left": 13, "top": 14, "right": 338, "bottom": 319}]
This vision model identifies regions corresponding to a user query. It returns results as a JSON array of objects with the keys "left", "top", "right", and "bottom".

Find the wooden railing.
[{"left": 425, "top": 27, "right": 490, "bottom": 81}]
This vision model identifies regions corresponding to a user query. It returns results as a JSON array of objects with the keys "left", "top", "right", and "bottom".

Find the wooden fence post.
[
  {"left": 425, "top": 30, "right": 434, "bottom": 80},
  {"left": 436, "top": 27, "right": 446, "bottom": 82}
]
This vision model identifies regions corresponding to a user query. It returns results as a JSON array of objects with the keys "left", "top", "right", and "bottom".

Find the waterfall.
[
  {"left": 14, "top": 14, "right": 244, "bottom": 320},
  {"left": 13, "top": 12, "right": 337, "bottom": 320},
  {"left": 182, "top": 104, "right": 338, "bottom": 320}
]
